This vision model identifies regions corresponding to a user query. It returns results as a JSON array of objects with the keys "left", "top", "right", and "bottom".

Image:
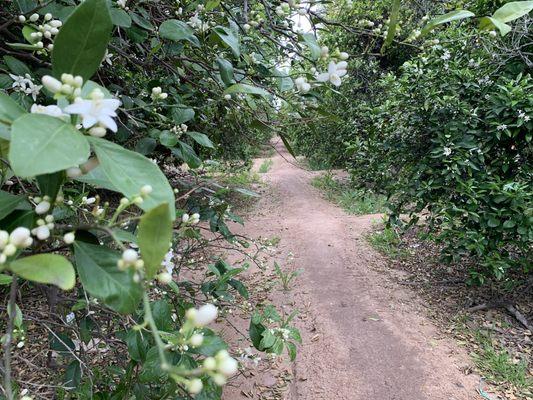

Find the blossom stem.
[{"left": 142, "top": 291, "right": 169, "bottom": 369}]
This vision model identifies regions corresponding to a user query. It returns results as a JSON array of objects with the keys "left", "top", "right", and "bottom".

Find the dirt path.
[{"left": 226, "top": 139, "right": 481, "bottom": 400}]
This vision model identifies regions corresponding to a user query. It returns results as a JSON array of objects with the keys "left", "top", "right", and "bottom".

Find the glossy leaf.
[
  {"left": 300, "top": 33, "right": 320, "bottom": 60},
  {"left": 421, "top": 10, "right": 475, "bottom": 35},
  {"left": 138, "top": 203, "right": 173, "bottom": 278},
  {"left": 52, "top": 0, "right": 113, "bottom": 80},
  {"left": 89, "top": 137, "right": 175, "bottom": 219},
  {"left": 9, "top": 114, "right": 90, "bottom": 178},
  {"left": 0, "top": 92, "right": 26, "bottom": 125},
  {"left": 0, "top": 190, "right": 30, "bottom": 220},
  {"left": 223, "top": 83, "right": 270, "bottom": 97},
  {"left": 492, "top": 1, "right": 533, "bottom": 23},
  {"left": 74, "top": 242, "right": 143, "bottom": 314},
  {"left": 159, "top": 19, "right": 200, "bottom": 46},
  {"left": 186, "top": 131, "right": 214, "bottom": 148},
  {"left": 212, "top": 26, "right": 240, "bottom": 57},
  {"left": 9, "top": 254, "right": 76, "bottom": 290}
]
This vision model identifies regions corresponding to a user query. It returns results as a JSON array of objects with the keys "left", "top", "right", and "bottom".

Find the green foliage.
[{"left": 291, "top": 0, "right": 533, "bottom": 283}]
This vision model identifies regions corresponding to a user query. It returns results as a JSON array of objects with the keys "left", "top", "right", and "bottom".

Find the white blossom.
[
  {"left": 64, "top": 89, "right": 121, "bottom": 132},
  {"left": 31, "top": 104, "right": 66, "bottom": 118},
  {"left": 316, "top": 61, "right": 348, "bottom": 87}
]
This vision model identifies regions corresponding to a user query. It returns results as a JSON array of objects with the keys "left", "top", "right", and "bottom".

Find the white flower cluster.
[
  {"left": 181, "top": 212, "right": 200, "bottom": 225},
  {"left": 151, "top": 86, "right": 168, "bottom": 100},
  {"left": 201, "top": 350, "right": 239, "bottom": 386},
  {"left": 294, "top": 76, "right": 311, "bottom": 93},
  {"left": 0, "top": 227, "right": 33, "bottom": 264},
  {"left": 41, "top": 75, "right": 121, "bottom": 137},
  {"left": 31, "top": 215, "right": 55, "bottom": 240},
  {"left": 117, "top": 248, "right": 144, "bottom": 271},
  {"left": 171, "top": 123, "right": 188, "bottom": 135},
  {"left": 185, "top": 303, "right": 218, "bottom": 327},
  {"left": 18, "top": 13, "right": 62, "bottom": 51},
  {"left": 9, "top": 74, "right": 41, "bottom": 101},
  {"left": 518, "top": 110, "right": 530, "bottom": 122},
  {"left": 66, "top": 88, "right": 121, "bottom": 135},
  {"left": 42, "top": 74, "right": 83, "bottom": 98},
  {"left": 316, "top": 61, "right": 348, "bottom": 87},
  {"left": 116, "top": 0, "right": 128, "bottom": 10},
  {"left": 188, "top": 14, "right": 209, "bottom": 31}
]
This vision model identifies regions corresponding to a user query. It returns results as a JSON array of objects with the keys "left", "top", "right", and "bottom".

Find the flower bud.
[
  {"left": 151, "top": 86, "right": 162, "bottom": 95},
  {"left": 122, "top": 249, "right": 138, "bottom": 264},
  {"left": 88, "top": 126, "right": 107, "bottom": 137},
  {"left": 157, "top": 272, "right": 172, "bottom": 284},
  {"left": 194, "top": 304, "right": 218, "bottom": 326},
  {"left": 18, "top": 15, "right": 26, "bottom": 23},
  {"left": 63, "top": 232, "right": 75, "bottom": 244},
  {"left": 218, "top": 356, "right": 238, "bottom": 376},
  {"left": 29, "top": 13, "right": 39, "bottom": 22},
  {"left": 190, "top": 333, "right": 204, "bottom": 347},
  {"left": 42, "top": 75, "right": 62, "bottom": 93},
  {"left": 187, "top": 379, "right": 203, "bottom": 394},
  {"left": 3, "top": 244, "right": 17, "bottom": 256},
  {"left": 0, "top": 231, "right": 9, "bottom": 249},
  {"left": 203, "top": 356, "right": 216, "bottom": 370},
  {"left": 66, "top": 167, "right": 82, "bottom": 178},
  {"left": 33, "top": 225, "right": 50, "bottom": 240},
  {"left": 9, "top": 227, "right": 31, "bottom": 247},
  {"left": 44, "top": 13, "right": 52, "bottom": 21},
  {"left": 35, "top": 200, "right": 51, "bottom": 215},
  {"left": 182, "top": 213, "right": 190, "bottom": 223},
  {"left": 140, "top": 185, "right": 153, "bottom": 196}
]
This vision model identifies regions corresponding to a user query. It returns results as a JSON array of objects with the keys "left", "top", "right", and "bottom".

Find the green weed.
[
  {"left": 311, "top": 173, "right": 387, "bottom": 215},
  {"left": 258, "top": 159, "right": 273, "bottom": 173}
]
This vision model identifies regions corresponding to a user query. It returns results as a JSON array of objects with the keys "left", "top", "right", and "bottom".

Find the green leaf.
[
  {"left": 88, "top": 137, "right": 175, "bottom": 220},
  {"left": 223, "top": 83, "right": 270, "bottom": 97},
  {"left": 9, "top": 114, "right": 90, "bottom": 178},
  {"left": 421, "top": 10, "right": 475, "bottom": 35},
  {"left": 109, "top": 8, "right": 132, "bottom": 27},
  {"left": 205, "top": 0, "right": 221, "bottom": 11},
  {"left": 0, "top": 92, "right": 26, "bottom": 125},
  {"left": 186, "top": 131, "right": 214, "bottom": 148},
  {"left": 286, "top": 341, "right": 297, "bottom": 361},
  {"left": 64, "top": 360, "right": 82, "bottom": 389},
  {"left": 3, "top": 56, "right": 31, "bottom": 76},
  {"left": 74, "top": 242, "right": 143, "bottom": 314},
  {"left": 216, "top": 58, "right": 234, "bottom": 86},
  {"left": 15, "top": 0, "right": 37, "bottom": 13},
  {"left": 300, "top": 33, "right": 320, "bottom": 60},
  {"left": 138, "top": 203, "right": 173, "bottom": 278},
  {"left": 159, "top": 19, "right": 200, "bottom": 46},
  {"left": 130, "top": 12, "right": 154, "bottom": 30},
  {"left": 0, "top": 274, "right": 13, "bottom": 285},
  {"left": 0, "top": 191, "right": 30, "bottom": 220},
  {"left": 381, "top": 0, "right": 401, "bottom": 52},
  {"left": 171, "top": 107, "right": 195, "bottom": 124},
  {"left": 174, "top": 141, "right": 202, "bottom": 168},
  {"left": 190, "top": 330, "right": 228, "bottom": 356},
  {"left": 487, "top": 217, "right": 500, "bottom": 227},
  {"left": 479, "top": 16, "right": 512, "bottom": 35},
  {"left": 492, "top": 1, "right": 533, "bottom": 23},
  {"left": 9, "top": 254, "right": 76, "bottom": 290},
  {"left": 212, "top": 26, "right": 240, "bottom": 57},
  {"left": 37, "top": 172, "right": 65, "bottom": 200},
  {"left": 52, "top": 0, "right": 113, "bottom": 80}
]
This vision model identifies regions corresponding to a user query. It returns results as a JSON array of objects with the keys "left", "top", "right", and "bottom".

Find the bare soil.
[{"left": 224, "top": 138, "right": 485, "bottom": 400}]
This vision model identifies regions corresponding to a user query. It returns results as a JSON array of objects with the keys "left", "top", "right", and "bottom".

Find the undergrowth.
[{"left": 311, "top": 173, "right": 387, "bottom": 215}]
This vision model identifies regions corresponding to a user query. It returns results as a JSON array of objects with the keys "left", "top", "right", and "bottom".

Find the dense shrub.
[{"left": 290, "top": 1, "right": 533, "bottom": 282}]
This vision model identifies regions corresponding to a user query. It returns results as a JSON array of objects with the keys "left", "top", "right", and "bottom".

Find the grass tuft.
[{"left": 311, "top": 172, "right": 387, "bottom": 215}]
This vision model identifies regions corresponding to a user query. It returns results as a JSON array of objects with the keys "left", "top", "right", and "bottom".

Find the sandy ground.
[{"left": 223, "top": 139, "right": 482, "bottom": 400}]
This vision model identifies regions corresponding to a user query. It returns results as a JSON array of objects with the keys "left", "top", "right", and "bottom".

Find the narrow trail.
[{"left": 229, "top": 139, "right": 481, "bottom": 400}]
